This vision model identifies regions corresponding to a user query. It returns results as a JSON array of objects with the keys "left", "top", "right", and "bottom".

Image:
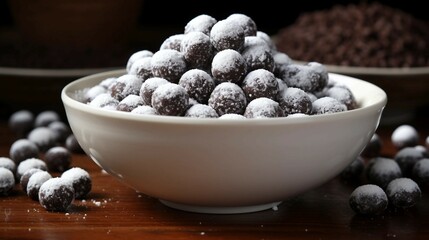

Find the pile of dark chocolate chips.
[{"left": 275, "top": 2, "right": 429, "bottom": 68}]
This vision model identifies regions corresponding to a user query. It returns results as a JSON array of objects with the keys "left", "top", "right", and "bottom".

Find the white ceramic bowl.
[{"left": 61, "top": 69, "right": 387, "bottom": 214}]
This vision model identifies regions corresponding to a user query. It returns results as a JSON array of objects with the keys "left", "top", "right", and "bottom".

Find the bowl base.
[{"left": 159, "top": 200, "right": 282, "bottom": 214}]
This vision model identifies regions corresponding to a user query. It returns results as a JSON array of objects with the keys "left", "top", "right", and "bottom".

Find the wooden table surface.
[{"left": 1, "top": 112, "right": 429, "bottom": 240}]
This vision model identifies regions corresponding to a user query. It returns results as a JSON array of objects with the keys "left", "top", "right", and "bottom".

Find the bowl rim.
[
  {"left": 61, "top": 69, "right": 388, "bottom": 126},
  {"left": 293, "top": 61, "right": 429, "bottom": 76}
]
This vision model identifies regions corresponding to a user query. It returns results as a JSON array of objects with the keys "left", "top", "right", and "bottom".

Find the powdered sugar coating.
[
  {"left": 8, "top": 109, "right": 34, "bottom": 136},
  {"left": 160, "top": 34, "right": 184, "bottom": 51},
  {"left": 0, "top": 168, "right": 15, "bottom": 195},
  {"left": 184, "top": 14, "right": 217, "bottom": 36},
  {"left": 27, "top": 171, "right": 52, "bottom": 200},
  {"left": 241, "top": 69, "right": 279, "bottom": 101},
  {"left": 129, "top": 57, "right": 153, "bottom": 81},
  {"left": 151, "top": 49, "right": 187, "bottom": 83},
  {"left": 278, "top": 87, "right": 312, "bottom": 115},
  {"left": 394, "top": 147, "right": 424, "bottom": 176},
  {"left": 349, "top": 184, "right": 388, "bottom": 215},
  {"left": 210, "top": 19, "right": 245, "bottom": 51},
  {"left": 180, "top": 31, "right": 214, "bottom": 69},
  {"left": 386, "top": 178, "right": 421, "bottom": 208},
  {"left": 126, "top": 50, "right": 153, "bottom": 73},
  {"left": 244, "top": 36, "right": 271, "bottom": 53},
  {"left": 211, "top": 49, "right": 247, "bottom": 84},
  {"left": 35, "top": 110, "right": 60, "bottom": 128},
  {"left": 282, "top": 62, "right": 328, "bottom": 93},
  {"left": 391, "top": 125, "right": 419, "bottom": 149},
  {"left": 185, "top": 104, "right": 219, "bottom": 118},
  {"left": 226, "top": 13, "right": 257, "bottom": 37},
  {"left": 273, "top": 52, "right": 292, "bottom": 78},
  {"left": 256, "top": 31, "right": 277, "bottom": 52},
  {"left": 131, "top": 105, "right": 158, "bottom": 115},
  {"left": 312, "top": 97, "right": 347, "bottom": 115},
  {"left": 116, "top": 94, "right": 143, "bottom": 112},
  {"left": 179, "top": 69, "right": 215, "bottom": 104},
  {"left": 61, "top": 167, "right": 92, "bottom": 199},
  {"left": 20, "top": 168, "right": 43, "bottom": 193},
  {"left": 108, "top": 74, "right": 142, "bottom": 101},
  {"left": 84, "top": 85, "right": 106, "bottom": 103},
  {"left": 208, "top": 82, "right": 247, "bottom": 116},
  {"left": 0, "top": 157, "right": 16, "bottom": 173},
  {"left": 241, "top": 45, "right": 275, "bottom": 72},
  {"left": 38, "top": 177, "right": 74, "bottom": 212},
  {"left": 99, "top": 77, "right": 117, "bottom": 89},
  {"left": 139, "top": 77, "right": 170, "bottom": 105},
  {"left": 151, "top": 83, "right": 189, "bottom": 116},
  {"left": 244, "top": 97, "right": 284, "bottom": 118},
  {"left": 412, "top": 159, "right": 429, "bottom": 187},
  {"left": 326, "top": 86, "right": 357, "bottom": 110},
  {"left": 16, "top": 158, "right": 47, "bottom": 180},
  {"left": 88, "top": 93, "right": 119, "bottom": 110},
  {"left": 218, "top": 113, "right": 246, "bottom": 119},
  {"left": 367, "top": 157, "right": 402, "bottom": 188},
  {"left": 27, "top": 127, "right": 57, "bottom": 152}
]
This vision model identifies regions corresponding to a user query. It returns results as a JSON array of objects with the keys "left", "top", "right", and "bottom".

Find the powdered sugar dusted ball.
[
  {"left": 99, "top": 77, "right": 117, "bottom": 89},
  {"left": 48, "top": 121, "right": 70, "bottom": 143},
  {"left": 386, "top": 178, "right": 421, "bottom": 208},
  {"left": 8, "top": 109, "right": 34, "bottom": 137},
  {"left": 210, "top": 19, "right": 245, "bottom": 51},
  {"left": 366, "top": 157, "right": 402, "bottom": 189},
  {"left": 0, "top": 157, "right": 16, "bottom": 174},
  {"left": 326, "top": 86, "right": 357, "bottom": 110},
  {"left": 184, "top": 14, "right": 217, "bottom": 36},
  {"left": 16, "top": 158, "right": 47, "bottom": 181},
  {"left": 241, "top": 69, "right": 279, "bottom": 101},
  {"left": 0, "top": 168, "right": 15, "bottom": 196},
  {"left": 208, "top": 82, "right": 247, "bottom": 116},
  {"left": 312, "top": 97, "right": 347, "bottom": 115},
  {"left": 84, "top": 85, "right": 106, "bottom": 103},
  {"left": 139, "top": 77, "right": 169, "bottom": 105},
  {"left": 226, "top": 13, "right": 257, "bottom": 37},
  {"left": 39, "top": 177, "right": 74, "bottom": 212},
  {"left": 218, "top": 113, "right": 246, "bottom": 119},
  {"left": 244, "top": 97, "right": 284, "bottom": 118},
  {"left": 20, "top": 168, "right": 43, "bottom": 193},
  {"left": 88, "top": 93, "right": 119, "bottom": 110},
  {"left": 179, "top": 69, "right": 215, "bottom": 104},
  {"left": 185, "top": 104, "right": 219, "bottom": 118},
  {"left": 131, "top": 105, "right": 158, "bottom": 115},
  {"left": 160, "top": 34, "right": 184, "bottom": 51},
  {"left": 45, "top": 146, "right": 71, "bottom": 172},
  {"left": 151, "top": 83, "right": 189, "bottom": 116},
  {"left": 108, "top": 74, "right": 142, "bottom": 101},
  {"left": 126, "top": 50, "right": 153, "bottom": 73},
  {"left": 34, "top": 110, "right": 60, "bottom": 128},
  {"left": 412, "top": 159, "right": 429, "bottom": 188},
  {"left": 391, "top": 125, "right": 419, "bottom": 149},
  {"left": 129, "top": 57, "right": 153, "bottom": 81},
  {"left": 151, "top": 49, "right": 187, "bottom": 83},
  {"left": 273, "top": 52, "right": 293, "bottom": 78},
  {"left": 9, "top": 139, "right": 39, "bottom": 164},
  {"left": 256, "top": 31, "right": 277, "bottom": 52},
  {"left": 211, "top": 49, "right": 247, "bottom": 84},
  {"left": 278, "top": 87, "right": 312, "bottom": 115},
  {"left": 244, "top": 36, "right": 271, "bottom": 53},
  {"left": 116, "top": 94, "right": 143, "bottom": 112},
  {"left": 27, "top": 171, "right": 52, "bottom": 200},
  {"left": 242, "top": 45, "right": 275, "bottom": 72},
  {"left": 349, "top": 184, "right": 388, "bottom": 215},
  {"left": 61, "top": 167, "right": 92, "bottom": 199},
  {"left": 27, "top": 127, "right": 57, "bottom": 152},
  {"left": 180, "top": 31, "right": 214, "bottom": 69},
  {"left": 394, "top": 147, "right": 424, "bottom": 177},
  {"left": 282, "top": 62, "right": 328, "bottom": 93}
]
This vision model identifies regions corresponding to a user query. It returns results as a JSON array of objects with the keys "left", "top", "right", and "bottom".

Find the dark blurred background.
[{"left": 0, "top": 0, "right": 427, "bottom": 121}]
